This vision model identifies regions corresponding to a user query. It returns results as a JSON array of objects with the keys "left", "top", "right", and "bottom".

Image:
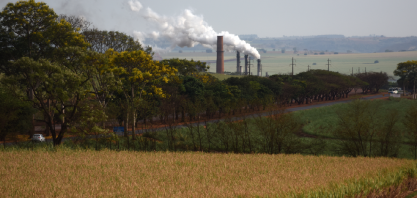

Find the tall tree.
[
  {"left": 108, "top": 49, "right": 177, "bottom": 139},
  {"left": 394, "top": 60, "right": 417, "bottom": 99},
  {"left": 83, "top": 29, "right": 153, "bottom": 54},
  {"left": 0, "top": 0, "right": 94, "bottom": 145},
  {"left": 0, "top": 0, "right": 89, "bottom": 138}
]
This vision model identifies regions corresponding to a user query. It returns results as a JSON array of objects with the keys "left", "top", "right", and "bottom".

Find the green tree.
[
  {"left": 83, "top": 29, "right": 152, "bottom": 54},
  {"left": 2, "top": 46, "right": 95, "bottom": 146},
  {"left": 0, "top": 0, "right": 89, "bottom": 140},
  {"left": 0, "top": 88, "right": 34, "bottom": 147},
  {"left": 394, "top": 60, "right": 417, "bottom": 98},
  {"left": 404, "top": 103, "right": 417, "bottom": 159},
  {"left": 161, "top": 58, "right": 208, "bottom": 76}
]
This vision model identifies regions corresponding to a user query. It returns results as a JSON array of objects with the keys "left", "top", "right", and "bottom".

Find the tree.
[
  {"left": 0, "top": 0, "right": 57, "bottom": 69},
  {"left": 404, "top": 103, "right": 417, "bottom": 159},
  {"left": 332, "top": 100, "right": 379, "bottom": 157},
  {"left": 83, "top": 29, "right": 152, "bottom": 54},
  {"left": 108, "top": 49, "right": 178, "bottom": 139},
  {"left": 0, "top": 88, "right": 34, "bottom": 147},
  {"left": 394, "top": 60, "right": 417, "bottom": 98},
  {"left": 281, "top": 48, "right": 285, "bottom": 53},
  {"left": 160, "top": 58, "right": 208, "bottom": 76},
  {"left": 2, "top": 46, "right": 96, "bottom": 146},
  {"left": 355, "top": 72, "right": 388, "bottom": 93},
  {"left": 332, "top": 99, "right": 401, "bottom": 157},
  {"left": 0, "top": 0, "right": 89, "bottom": 141}
]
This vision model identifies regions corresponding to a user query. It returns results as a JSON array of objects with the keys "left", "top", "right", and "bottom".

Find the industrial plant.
[{"left": 216, "top": 36, "right": 262, "bottom": 76}]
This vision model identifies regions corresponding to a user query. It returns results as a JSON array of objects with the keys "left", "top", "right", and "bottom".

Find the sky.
[{"left": 1, "top": 0, "right": 416, "bottom": 38}]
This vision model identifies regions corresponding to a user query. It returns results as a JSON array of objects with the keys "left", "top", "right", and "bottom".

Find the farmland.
[
  {"left": 295, "top": 98, "right": 416, "bottom": 139},
  {"left": 161, "top": 51, "right": 417, "bottom": 77},
  {"left": 1, "top": 150, "right": 416, "bottom": 197}
]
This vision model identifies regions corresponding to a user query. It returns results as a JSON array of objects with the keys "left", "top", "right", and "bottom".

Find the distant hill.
[
  {"left": 248, "top": 36, "right": 417, "bottom": 53},
  {"left": 142, "top": 35, "right": 417, "bottom": 54}
]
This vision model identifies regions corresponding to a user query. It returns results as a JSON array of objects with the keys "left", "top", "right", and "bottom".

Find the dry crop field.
[{"left": 1, "top": 150, "right": 416, "bottom": 197}]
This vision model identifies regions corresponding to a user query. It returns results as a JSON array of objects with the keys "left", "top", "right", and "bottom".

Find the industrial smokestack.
[
  {"left": 236, "top": 51, "right": 240, "bottom": 74},
  {"left": 244, "top": 55, "right": 249, "bottom": 75},
  {"left": 257, "top": 59, "right": 262, "bottom": 76},
  {"left": 216, "top": 36, "right": 224, "bottom": 74}
]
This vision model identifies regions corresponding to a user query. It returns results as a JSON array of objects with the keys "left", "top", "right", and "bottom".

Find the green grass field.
[
  {"left": 294, "top": 98, "right": 417, "bottom": 143},
  {"left": 161, "top": 51, "right": 417, "bottom": 77}
]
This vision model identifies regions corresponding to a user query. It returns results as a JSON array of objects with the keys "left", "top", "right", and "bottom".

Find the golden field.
[{"left": 1, "top": 150, "right": 416, "bottom": 197}]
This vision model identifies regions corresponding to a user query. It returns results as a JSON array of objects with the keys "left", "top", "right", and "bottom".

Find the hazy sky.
[{"left": 1, "top": 0, "right": 416, "bottom": 38}]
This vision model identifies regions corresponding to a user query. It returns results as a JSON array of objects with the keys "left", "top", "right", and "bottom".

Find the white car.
[
  {"left": 32, "top": 134, "right": 45, "bottom": 142},
  {"left": 388, "top": 88, "right": 399, "bottom": 94}
]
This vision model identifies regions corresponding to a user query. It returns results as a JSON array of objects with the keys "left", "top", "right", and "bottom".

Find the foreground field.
[{"left": 1, "top": 150, "right": 416, "bottom": 197}]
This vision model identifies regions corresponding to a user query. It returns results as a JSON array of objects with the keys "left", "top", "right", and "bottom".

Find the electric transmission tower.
[
  {"left": 290, "top": 57, "right": 296, "bottom": 75},
  {"left": 326, "top": 58, "right": 331, "bottom": 71}
]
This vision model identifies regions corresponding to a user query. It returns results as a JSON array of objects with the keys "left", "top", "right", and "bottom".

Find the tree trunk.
[
  {"left": 45, "top": 99, "right": 50, "bottom": 136},
  {"left": 131, "top": 85, "right": 136, "bottom": 140},
  {"left": 124, "top": 108, "right": 129, "bottom": 138}
]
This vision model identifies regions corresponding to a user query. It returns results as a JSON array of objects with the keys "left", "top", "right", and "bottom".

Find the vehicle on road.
[
  {"left": 32, "top": 134, "right": 45, "bottom": 142},
  {"left": 388, "top": 87, "right": 401, "bottom": 94}
]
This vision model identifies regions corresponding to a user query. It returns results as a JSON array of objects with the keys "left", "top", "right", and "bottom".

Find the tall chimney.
[
  {"left": 244, "top": 55, "right": 249, "bottom": 75},
  {"left": 257, "top": 59, "right": 261, "bottom": 76},
  {"left": 216, "top": 36, "right": 224, "bottom": 74},
  {"left": 236, "top": 51, "right": 240, "bottom": 74}
]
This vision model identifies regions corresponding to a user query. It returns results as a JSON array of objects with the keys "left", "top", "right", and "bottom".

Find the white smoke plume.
[
  {"left": 128, "top": 0, "right": 143, "bottom": 12},
  {"left": 129, "top": 0, "right": 260, "bottom": 59}
]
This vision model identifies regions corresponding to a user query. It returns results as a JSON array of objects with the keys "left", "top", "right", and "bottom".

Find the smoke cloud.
[
  {"left": 129, "top": 0, "right": 260, "bottom": 59},
  {"left": 128, "top": 0, "right": 142, "bottom": 12}
]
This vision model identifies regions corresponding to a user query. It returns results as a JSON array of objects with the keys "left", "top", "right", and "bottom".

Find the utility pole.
[
  {"left": 365, "top": 67, "right": 367, "bottom": 74},
  {"left": 308, "top": 65, "right": 310, "bottom": 71},
  {"left": 352, "top": 67, "right": 353, "bottom": 76},
  {"left": 326, "top": 58, "right": 331, "bottom": 71},
  {"left": 290, "top": 57, "right": 296, "bottom": 75}
]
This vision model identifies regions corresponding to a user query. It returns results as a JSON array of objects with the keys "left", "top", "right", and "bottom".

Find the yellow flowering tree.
[{"left": 107, "top": 49, "right": 177, "bottom": 138}]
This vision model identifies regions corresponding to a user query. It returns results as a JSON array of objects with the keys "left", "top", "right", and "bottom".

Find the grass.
[
  {"left": 1, "top": 150, "right": 416, "bottom": 197},
  {"left": 294, "top": 98, "right": 417, "bottom": 139},
  {"left": 162, "top": 51, "right": 417, "bottom": 77},
  {"left": 209, "top": 73, "right": 242, "bottom": 80}
]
